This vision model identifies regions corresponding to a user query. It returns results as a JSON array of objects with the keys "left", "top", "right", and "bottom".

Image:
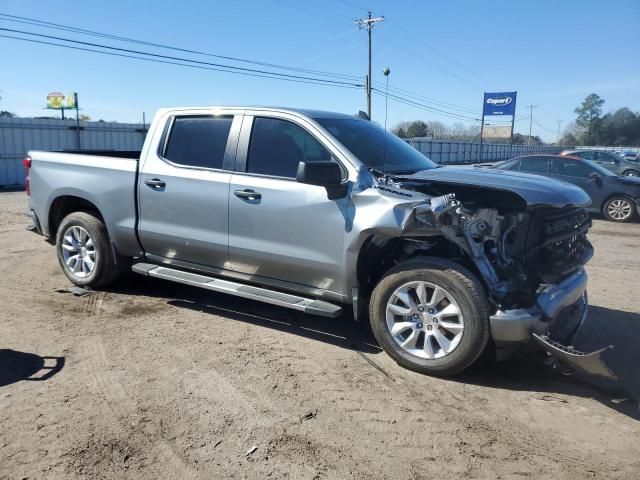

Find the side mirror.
[
  {"left": 589, "top": 172, "right": 603, "bottom": 186},
  {"left": 296, "top": 161, "right": 347, "bottom": 199}
]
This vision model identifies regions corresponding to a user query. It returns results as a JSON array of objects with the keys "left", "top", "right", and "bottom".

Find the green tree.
[
  {"left": 395, "top": 127, "right": 406, "bottom": 138},
  {"left": 406, "top": 120, "right": 428, "bottom": 138},
  {"left": 0, "top": 110, "right": 16, "bottom": 118},
  {"left": 574, "top": 94, "right": 605, "bottom": 145}
]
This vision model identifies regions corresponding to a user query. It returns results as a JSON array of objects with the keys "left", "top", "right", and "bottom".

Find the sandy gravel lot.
[{"left": 1, "top": 190, "right": 639, "bottom": 479}]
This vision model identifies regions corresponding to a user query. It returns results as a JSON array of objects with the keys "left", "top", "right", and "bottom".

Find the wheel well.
[
  {"left": 621, "top": 169, "right": 640, "bottom": 176},
  {"left": 356, "top": 235, "right": 467, "bottom": 298},
  {"left": 48, "top": 196, "right": 104, "bottom": 237},
  {"left": 601, "top": 193, "right": 636, "bottom": 212}
]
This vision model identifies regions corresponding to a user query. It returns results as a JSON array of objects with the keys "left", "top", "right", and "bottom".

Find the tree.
[
  {"left": 0, "top": 110, "right": 16, "bottom": 118},
  {"left": 406, "top": 120, "right": 428, "bottom": 138},
  {"left": 395, "top": 127, "right": 406, "bottom": 138},
  {"left": 574, "top": 94, "right": 605, "bottom": 145},
  {"left": 79, "top": 114, "right": 91, "bottom": 121}
]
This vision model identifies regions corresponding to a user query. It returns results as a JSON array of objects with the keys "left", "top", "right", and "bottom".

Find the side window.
[
  {"left": 247, "top": 117, "right": 332, "bottom": 178},
  {"left": 519, "top": 157, "right": 549, "bottom": 173},
  {"left": 575, "top": 151, "right": 594, "bottom": 161},
  {"left": 595, "top": 152, "right": 618, "bottom": 163},
  {"left": 163, "top": 115, "right": 233, "bottom": 169},
  {"left": 509, "top": 160, "right": 521, "bottom": 171},
  {"left": 551, "top": 159, "right": 592, "bottom": 178}
]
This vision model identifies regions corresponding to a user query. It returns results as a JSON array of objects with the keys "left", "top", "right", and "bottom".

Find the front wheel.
[
  {"left": 622, "top": 170, "right": 640, "bottom": 177},
  {"left": 602, "top": 196, "right": 635, "bottom": 222},
  {"left": 369, "top": 258, "right": 490, "bottom": 377},
  {"left": 56, "top": 211, "right": 121, "bottom": 288}
]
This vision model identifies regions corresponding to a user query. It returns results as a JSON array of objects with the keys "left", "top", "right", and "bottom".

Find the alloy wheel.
[
  {"left": 386, "top": 281, "right": 464, "bottom": 359},
  {"left": 61, "top": 225, "right": 97, "bottom": 278},
  {"left": 606, "top": 199, "right": 633, "bottom": 221}
]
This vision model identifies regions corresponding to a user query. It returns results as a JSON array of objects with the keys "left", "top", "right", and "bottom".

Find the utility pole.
[
  {"left": 556, "top": 120, "right": 563, "bottom": 146},
  {"left": 356, "top": 11, "right": 384, "bottom": 120},
  {"left": 526, "top": 104, "right": 538, "bottom": 146}
]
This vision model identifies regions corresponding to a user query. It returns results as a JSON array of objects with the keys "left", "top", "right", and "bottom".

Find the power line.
[
  {"left": 0, "top": 33, "right": 364, "bottom": 90},
  {"left": 0, "top": 27, "right": 364, "bottom": 88},
  {"left": 372, "top": 88, "right": 480, "bottom": 122},
  {"left": 0, "top": 13, "right": 362, "bottom": 81}
]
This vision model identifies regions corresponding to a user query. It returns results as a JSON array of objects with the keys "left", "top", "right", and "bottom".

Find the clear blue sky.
[{"left": 1, "top": 0, "right": 639, "bottom": 141}]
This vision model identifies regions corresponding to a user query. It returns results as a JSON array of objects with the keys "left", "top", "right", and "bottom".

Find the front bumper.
[{"left": 490, "top": 267, "right": 588, "bottom": 344}]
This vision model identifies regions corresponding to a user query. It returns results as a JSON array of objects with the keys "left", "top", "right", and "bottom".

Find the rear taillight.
[{"left": 24, "top": 156, "right": 31, "bottom": 196}]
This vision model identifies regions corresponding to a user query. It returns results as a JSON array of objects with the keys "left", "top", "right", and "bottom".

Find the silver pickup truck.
[{"left": 25, "top": 106, "right": 606, "bottom": 377}]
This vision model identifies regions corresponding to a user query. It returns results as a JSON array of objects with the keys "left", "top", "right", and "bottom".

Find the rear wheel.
[
  {"left": 369, "top": 258, "right": 490, "bottom": 377},
  {"left": 56, "top": 212, "right": 120, "bottom": 288},
  {"left": 602, "top": 196, "right": 635, "bottom": 222}
]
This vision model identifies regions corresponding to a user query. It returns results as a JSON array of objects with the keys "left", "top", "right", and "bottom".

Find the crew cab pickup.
[{"left": 25, "top": 106, "right": 608, "bottom": 377}]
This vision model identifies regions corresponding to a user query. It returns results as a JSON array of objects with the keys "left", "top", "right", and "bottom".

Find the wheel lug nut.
[
  {"left": 427, "top": 325, "right": 433, "bottom": 330},
  {"left": 417, "top": 323, "right": 423, "bottom": 329},
  {"left": 428, "top": 308, "right": 435, "bottom": 314},
  {"left": 417, "top": 306, "right": 424, "bottom": 312},
  {"left": 433, "top": 318, "right": 438, "bottom": 324},
  {"left": 412, "top": 313, "right": 419, "bottom": 320}
]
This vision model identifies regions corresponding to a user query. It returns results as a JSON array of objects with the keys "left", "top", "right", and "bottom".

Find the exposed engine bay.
[{"left": 360, "top": 172, "right": 612, "bottom": 380}]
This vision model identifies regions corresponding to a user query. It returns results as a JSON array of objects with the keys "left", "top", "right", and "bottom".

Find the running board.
[{"left": 131, "top": 262, "right": 342, "bottom": 318}]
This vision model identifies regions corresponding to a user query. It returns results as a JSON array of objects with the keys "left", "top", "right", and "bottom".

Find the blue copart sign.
[{"left": 483, "top": 92, "right": 517, "bottom": 116}]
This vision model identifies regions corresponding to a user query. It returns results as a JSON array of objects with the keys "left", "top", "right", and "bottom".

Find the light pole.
[{"left": 383, "top": 67, "right": 390, "bottom": 133}]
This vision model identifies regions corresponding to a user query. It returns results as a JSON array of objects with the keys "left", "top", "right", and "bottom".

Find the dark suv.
[{"left": 492, "top": 154, "right": 640, "bottom": 222}]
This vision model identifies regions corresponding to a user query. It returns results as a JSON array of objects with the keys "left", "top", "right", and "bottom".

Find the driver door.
[{"left": 228, "top": 114, "right": 349, "bottom": 295}]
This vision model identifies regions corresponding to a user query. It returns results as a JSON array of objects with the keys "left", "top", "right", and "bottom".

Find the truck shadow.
[
  {"left": 0, "top": 349, "right": 65, "bottom": 388},
  {"left": 111, "top": 275, "right": 639, "bottom": 420}
]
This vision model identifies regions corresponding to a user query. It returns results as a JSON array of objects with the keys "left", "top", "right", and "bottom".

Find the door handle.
[
  {"left": 234, "top": 189, "right": 262, "bottom": 200},
  {"left": 144, "top": 178, "right": 166, "bottom": 189}
]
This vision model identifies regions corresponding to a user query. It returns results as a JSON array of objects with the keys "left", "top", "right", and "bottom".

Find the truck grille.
[{"left": 527, "top": 207, "right": 592, "bottom": 281}]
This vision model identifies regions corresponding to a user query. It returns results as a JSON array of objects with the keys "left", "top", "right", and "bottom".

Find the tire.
[
  {"left": 622, "top": 170, "right": 640, "bottom": 177},
  {"left": 56, "top": 211, "right": 120, "bottom": 288},
  {"left": 369, "top": 257, "right": 490, "bottom": 377},
  {"left": 602, "top": 196, "right": 635, "bottom": 222}
]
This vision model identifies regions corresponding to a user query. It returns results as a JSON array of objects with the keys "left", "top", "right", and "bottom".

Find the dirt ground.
[{"left": 1, "top": 190, "right": 639, "bottom": 479}]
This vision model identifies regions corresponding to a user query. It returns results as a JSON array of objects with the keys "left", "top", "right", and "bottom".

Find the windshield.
[{"left": 317, "top": 118, "right": 437, "bottom": 174}]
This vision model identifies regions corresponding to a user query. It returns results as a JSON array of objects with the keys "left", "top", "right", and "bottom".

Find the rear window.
[
  {"left": 518, "top": 157, "right": 549, "bottom": 173},
  {"left": 164, "top": 116, "right": 233, "bottom": 169}
]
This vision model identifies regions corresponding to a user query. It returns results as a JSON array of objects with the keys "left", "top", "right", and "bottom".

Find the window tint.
[
  {"left": 551, "top": 159, "right": 593, "bottom": 178},
  {"left": 518, "top": 157, "right": 549, "bottom": 173},
  {"left": 594, "top": 151, "right": 618, "bottom": 162},
  {"left": 573, "top": 150, "right": 594, "bottom": 160},
  {"left": 164, "top": 116, "right": 233, "bottom": 169},
  {"left": 247, "top": 117, "right": 332, "bottom": 178}
]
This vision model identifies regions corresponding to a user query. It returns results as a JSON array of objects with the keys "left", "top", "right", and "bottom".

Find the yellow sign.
[
  {"left": 46, "top": 92, "right": 65, "bottom": 109},
  {"left": 46, "top": 92, "right": 76, "bottom": 109}
]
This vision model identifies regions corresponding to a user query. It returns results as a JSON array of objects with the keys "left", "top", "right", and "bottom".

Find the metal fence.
[
  {"left": 0, "top": 117, "right": 147, "bottom": 187},
  {"left": 1, "top": 117, "right": 567, "bottom": 187},
  {"left": 406, "top": 139, "right": 565, "bottom": 164}
]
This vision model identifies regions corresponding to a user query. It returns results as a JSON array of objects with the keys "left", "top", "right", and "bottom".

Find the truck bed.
[{"left": 27, "top": 150, "right": 143, "bottom": 257}]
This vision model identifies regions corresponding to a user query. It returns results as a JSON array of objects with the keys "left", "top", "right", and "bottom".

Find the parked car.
[
  {"left": 622, "top": 150, "right": 639, "bottom": 161},
  {"left": 561, "top": 149, "right": 640, "bottom": 176},
  {"left": 492, "top": 154, "right": 640, "bottom": 222},
  {"left": 25, "top": 106, "right": 603, "bottom": 378}
]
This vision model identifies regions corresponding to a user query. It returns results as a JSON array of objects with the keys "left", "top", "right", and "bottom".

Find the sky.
[{"left": 0, "top": 0, "right": 639, "bottom": 142}]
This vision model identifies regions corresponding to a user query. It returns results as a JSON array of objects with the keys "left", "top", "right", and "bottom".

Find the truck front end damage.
[{"left": 364, "top": 173, "right": 613, "bottom": 379}]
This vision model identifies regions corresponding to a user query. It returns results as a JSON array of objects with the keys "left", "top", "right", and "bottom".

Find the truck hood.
[{"left": 400, "top": 166, "right": 591, "bottom": 208}]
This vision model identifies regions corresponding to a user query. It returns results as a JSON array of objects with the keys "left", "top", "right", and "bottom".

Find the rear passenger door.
[
  {"left": 228, "top": 114, "right": 348, "bottom": 293},
  {"left": 138, "top": 111, "right": 242, "bottom": 269}
]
